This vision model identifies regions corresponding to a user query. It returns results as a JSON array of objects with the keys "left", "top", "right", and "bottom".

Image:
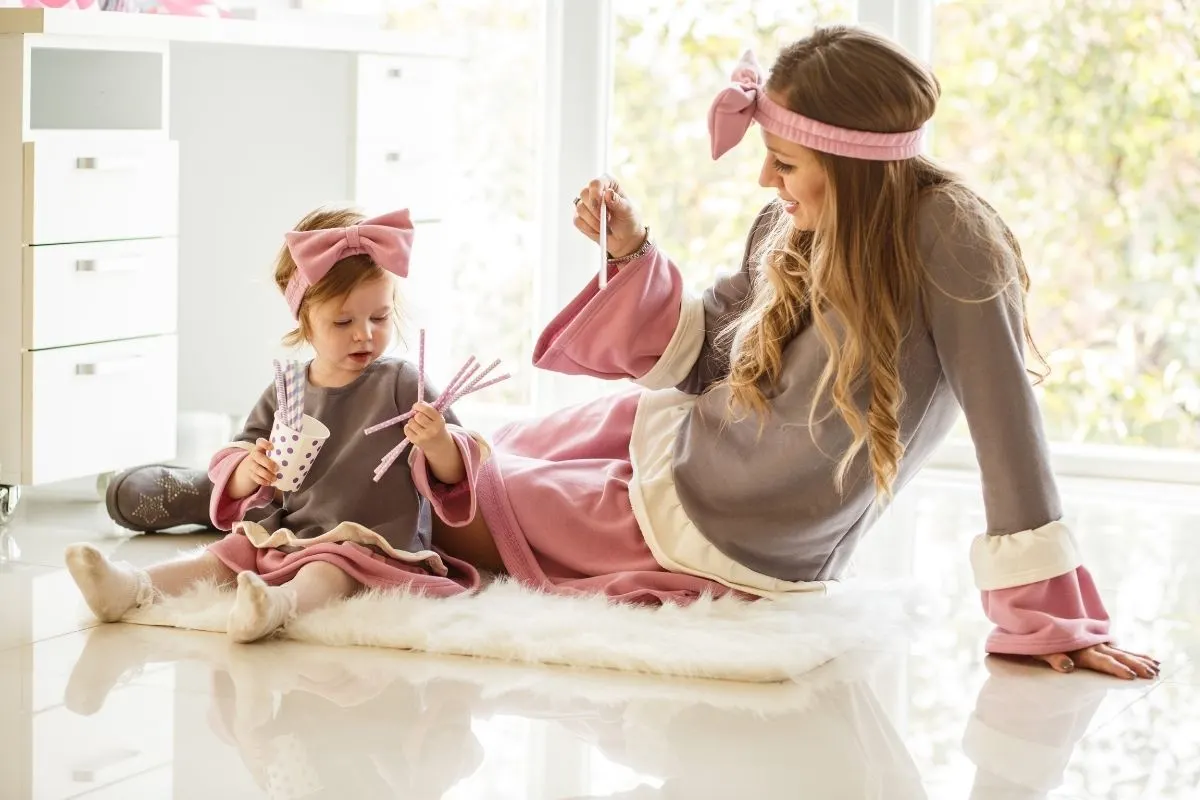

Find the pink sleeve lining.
[
  {"left": 207, "top": 447, "right": 274, "bottom": 531},
  {"left": 981, "top": 565, "right": 1112, "bottom": 656},
  {"left": 532, "top": 245, "right": 683, "bottom": 380},
  {"left": 410, "top": 429, "right": 485, "bottom": 526}
]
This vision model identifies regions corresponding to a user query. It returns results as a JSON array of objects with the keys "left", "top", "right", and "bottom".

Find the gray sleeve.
[
  {"left": 920, "top": 196, "right": 1062, "bottom": 535},
  {"left": 675, "top": 203, "right": 779, "bottom": 394},
  {"left": 232, "top": 383, "right": 277, "bottom": 446}
]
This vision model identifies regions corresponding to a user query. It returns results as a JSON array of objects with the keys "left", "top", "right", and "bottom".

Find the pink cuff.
[
  {"left": 207, "top": 447, "right": 274, "bottom": 531},
  {"left": 410, "top": 429, "right": 485, "bottom": 526},
  {"left": 532, "top": 245, "right": 682, "bottom": 380},
  {"left": 981, "top": 566, "right": 1112, "bottom": 656}
]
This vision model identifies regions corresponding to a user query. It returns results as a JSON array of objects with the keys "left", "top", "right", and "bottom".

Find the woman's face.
[{"left": 757, "top": 115, "right": 828, "bottom": 230}]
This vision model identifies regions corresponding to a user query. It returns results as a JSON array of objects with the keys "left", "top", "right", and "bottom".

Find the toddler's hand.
[
  {"left": 405, "top": 402, "right": 451, "bottom": 451},
  {"left": 237, "top": 438, "right": 280, "bottom": 488}
]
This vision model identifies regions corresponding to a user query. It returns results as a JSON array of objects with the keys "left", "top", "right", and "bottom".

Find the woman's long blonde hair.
[{"left": 723, "top": 25, "right": 1045, "bottom": 497}]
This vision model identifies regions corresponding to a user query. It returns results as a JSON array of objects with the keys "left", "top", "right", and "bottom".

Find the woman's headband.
[{"left": 707, "top": 50, "right": 924, "bottom": 161}]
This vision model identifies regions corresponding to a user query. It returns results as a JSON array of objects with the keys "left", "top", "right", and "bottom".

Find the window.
[
  {"left": 309, "top": 0, "right": 543, "bottom": 413},
  {"left": 609, "top": 0, "right": 854, "bottom": 294},
  {"left": 931, "top": 0, "right": 1200, "bottom": 450}
]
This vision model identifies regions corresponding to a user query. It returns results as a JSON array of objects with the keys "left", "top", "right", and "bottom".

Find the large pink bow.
[
  {"left": 707, "top": 50, "right": 766, "bottom": 160},
  {"left": 283, "top": 210, "right": 413, "bottom": 316}
]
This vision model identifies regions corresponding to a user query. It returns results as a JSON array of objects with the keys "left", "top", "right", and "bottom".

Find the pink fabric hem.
[
  {"left": 207, "top": 532, "right": 480, "bottom": 596},
  {"left": 207, "top": 447, "right": 273, "bottom": 531},
  {"left": 410, "top": 429, "right": 483, "bottom": 526},
  {"left": 981, "top": 565, "right": 1112, "bottom": 656},
  {"left": 473, "top": 454, "right": 739, "bottom": 605},
  {"left": 531, "top": 245, "right": 681, "bottom": 381}
]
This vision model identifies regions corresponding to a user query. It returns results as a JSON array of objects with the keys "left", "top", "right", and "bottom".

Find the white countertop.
[{"left": 0, "top": 7, "right": 458, "bottom": 57}]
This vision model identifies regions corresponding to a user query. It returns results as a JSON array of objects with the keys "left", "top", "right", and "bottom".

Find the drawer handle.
[
  {"left": 75, "top": 157, "right": 139, "bottom": 171},
  {"left": 75, "top": 357, "right": 145, "bottom": 377},
  {"left": 386, "top": 67, "right": 404, "bottom": 79},
  {"left": 75, "top": 257, "right": 145, "bottom": 274},
  {"left": 384, "top": 151, "right": 403, "bottom": 163}
]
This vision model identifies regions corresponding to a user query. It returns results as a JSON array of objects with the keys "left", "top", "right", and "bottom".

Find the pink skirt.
[
  {"left": 474, "top": 388, "right": 740, "bottom": 605},
  {"left": 207, "top": 533, "right": 481, "bottom": 597}
]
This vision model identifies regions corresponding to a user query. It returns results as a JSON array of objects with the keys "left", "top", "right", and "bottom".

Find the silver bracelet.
[{"left": 607, "top": 228, "right": 652, "bottom": 265}]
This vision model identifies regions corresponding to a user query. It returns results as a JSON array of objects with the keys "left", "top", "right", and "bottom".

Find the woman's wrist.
[{"left": 607, "top": 227, "right": 650, "bottom": 262}]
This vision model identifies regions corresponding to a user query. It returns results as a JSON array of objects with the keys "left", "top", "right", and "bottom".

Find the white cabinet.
[
  {"left": 0, "top": 10, "right": 459, "bottom": 499},
  {"left": 0, "top": 34, "right": 179, "bottom": 490}
]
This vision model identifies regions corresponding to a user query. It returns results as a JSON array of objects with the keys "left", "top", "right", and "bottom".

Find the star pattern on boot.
[
  {"left": 132, "top": 495, "right": 168, "bottom": 527},
  {"left": 157, "top": 470, "right": 200, "bottom": 503}
]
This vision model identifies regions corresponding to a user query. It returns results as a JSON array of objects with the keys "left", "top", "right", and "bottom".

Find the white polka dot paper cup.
[{"left": 268, "top": 413, "right": 330, "bottom": 491}]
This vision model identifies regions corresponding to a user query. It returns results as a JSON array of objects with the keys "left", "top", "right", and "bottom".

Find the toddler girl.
[{"left": 65, "top": 206, "right": 489, "bottom": 643}]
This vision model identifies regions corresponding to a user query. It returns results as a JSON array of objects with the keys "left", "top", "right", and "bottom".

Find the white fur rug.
[{"left": 122, "top": 577, "right": 921, "bottom": 683}]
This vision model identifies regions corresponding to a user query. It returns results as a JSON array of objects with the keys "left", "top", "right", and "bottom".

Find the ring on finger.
[{"left": 573, "top": 196, "right": 581, "bottom": 206}]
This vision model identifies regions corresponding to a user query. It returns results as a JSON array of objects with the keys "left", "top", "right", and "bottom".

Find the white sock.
[
  {"left": 227, "top": 571, "right": 297, "bottom": 644},
  {"left": 64, "top": 543, "right": 153, "bottom": 622}
]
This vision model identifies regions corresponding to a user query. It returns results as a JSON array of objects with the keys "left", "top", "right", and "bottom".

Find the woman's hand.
[
  {"left": 573, "top": 175, "right": 647, "bottom": 259},
  {"left": 1035, "top": 644, "right": 1160, "bottom": 680}
]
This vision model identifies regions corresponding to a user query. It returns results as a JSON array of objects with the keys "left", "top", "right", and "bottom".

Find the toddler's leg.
[
  {"left": 65, "top": 543, "right": 236, "bottom": 623},
  {"left": 228, "top": 561, "right": 360, "bottom": 644}
]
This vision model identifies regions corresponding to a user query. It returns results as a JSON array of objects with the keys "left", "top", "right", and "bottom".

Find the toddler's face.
[{"left": 306, "top": 276, "right": 395, "bottom": 380}]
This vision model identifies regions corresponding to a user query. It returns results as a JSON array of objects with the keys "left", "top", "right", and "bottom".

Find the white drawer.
[
  {"left": 355, "top": 54, "right": 451, "bottom": 123},
  {"left": 22, "top": 139, "right": 179, "bottom": 245},
  {"left": 354, "top": 55, "right": 454, "bottom": 221},
  {"left": 353, "top": 137, "right": 451, "bottom": 222},
  {"left": 24, "top": 336, "right": 177, "bottom": 484},
  {"left": 24, "top": 238, "right": 178, "bottom": 350}
]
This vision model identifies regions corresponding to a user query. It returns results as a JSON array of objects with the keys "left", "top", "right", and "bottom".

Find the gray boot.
[{"left": 105, "top": 464, "right": 214, "bottom": 532}]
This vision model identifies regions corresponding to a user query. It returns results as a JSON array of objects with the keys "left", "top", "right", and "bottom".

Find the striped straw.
[
  {"left": 292, "top": 361, "right": 306, "bottom": 428},
  {"left": 273, "top": 360, "right": 287, "bottom": 419},
  {"left": 363, "top": 353, "right": 475, "bottom": 437},
  {"left": 442, "top": 358, "right": 500, "bottom": 408},
  {"left": 365, "top": 340, "right": 511, "bottom": 480},
  {"left": 447, "top": 372, "right": 510, "bottom": 406},
  {"left": 417, "top": 328, "right": 426, "bottom": 403},
  {"left": 284, "top": 361, "right": 298, "bottom": 429}
]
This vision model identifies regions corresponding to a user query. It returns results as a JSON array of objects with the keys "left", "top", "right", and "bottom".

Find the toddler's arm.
[{"left": 208, "top": 383, "right": 278, "bottom": 530}]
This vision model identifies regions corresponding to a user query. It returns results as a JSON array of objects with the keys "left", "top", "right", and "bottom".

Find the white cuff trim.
[
  {"left": 633, "top": 291, "right": 705, "bottom": 390},
  {"left": 970, "top": 521, "right": 1081, "bottom": 591}
]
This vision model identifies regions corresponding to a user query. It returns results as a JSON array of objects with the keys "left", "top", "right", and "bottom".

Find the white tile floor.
[{"left": 1, "top": 469, "right": 1197, "bottom": 799}]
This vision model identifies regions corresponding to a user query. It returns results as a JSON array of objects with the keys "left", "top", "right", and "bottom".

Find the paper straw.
[
  {"left": 438, "top": 356, "right": 477, "bottom": 403},
  {"left": 416, "top": 328, "right": 426, "bottom": 402},
  {"left": 373, "top": 439, "right": 411, "bottom": 482},
  {"left": 599, "top": 201, "right": 609, "bottom": 289},
  {"left": 366, "top": 338, "right": 510, "bottom": 480},
  {"left": 448, "top": 372, "right": 511, "bottom": 406},
  {"left": 288, "top": 361, "right": 302, "bottom": 429},
  {"left": 364, "top": 411, "right": 414, "bottom": 436},
  {"left": 443, "top": 359, "right": 500, "bottom": 407},
  {"left": 273, "top": 360, "right": 287, "bottom": 418}
]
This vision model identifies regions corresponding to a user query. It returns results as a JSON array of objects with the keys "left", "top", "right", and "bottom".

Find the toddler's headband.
[
  {"left": 283, "top": 209, "right": 413, "bottom": 319},
  {"left": 708, "top": 50, "right": 924, "bottom": 161}
]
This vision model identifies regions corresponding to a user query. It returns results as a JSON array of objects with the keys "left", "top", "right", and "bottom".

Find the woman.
[
  {"left": 435, "top": 25, "right": 1158, "bottom": 680},
  {"left": 106, "top": 25, "right": 1155, "bottom": 679}
]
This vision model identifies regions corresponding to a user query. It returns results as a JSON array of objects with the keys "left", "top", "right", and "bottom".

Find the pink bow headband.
[
  {"left": 707, "top": 50, "right": 924, "bottom": 161},
  {"left": 283, "top": 209, "right": 414, "bottom": 318}
]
